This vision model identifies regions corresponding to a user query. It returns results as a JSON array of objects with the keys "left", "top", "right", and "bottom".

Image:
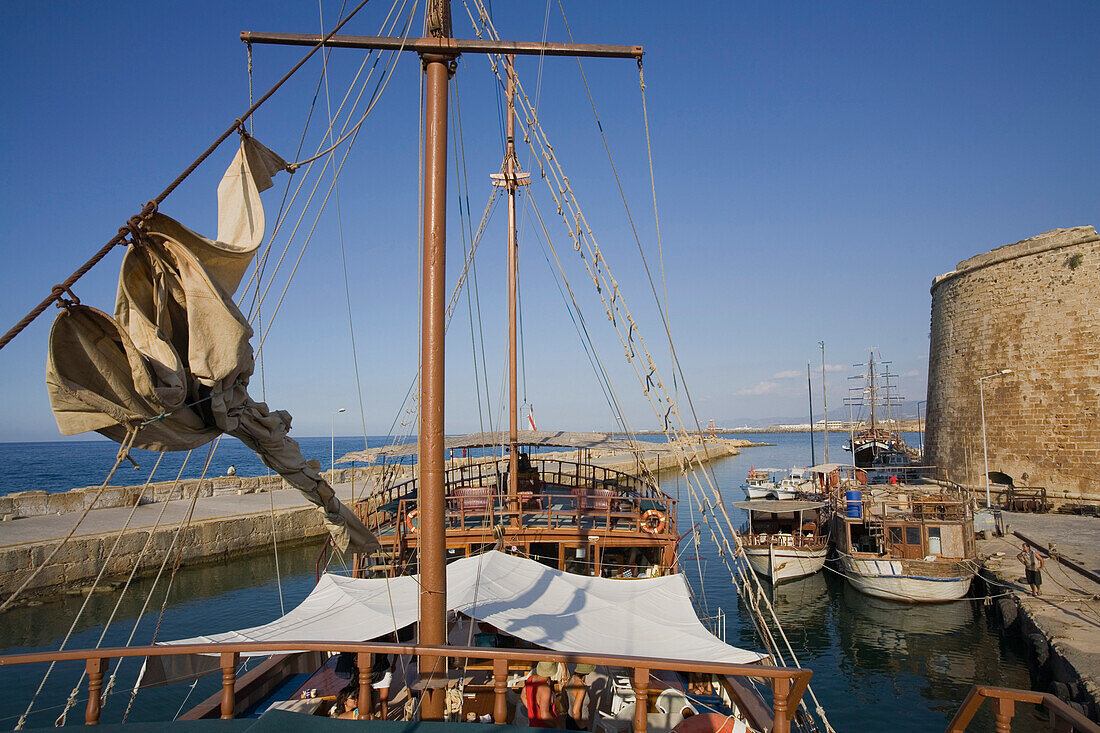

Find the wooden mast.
[
  {"left": 240, "top": 13, "right": 642, "bottom": 722},
  {"left": 417, "top": 0, "right": 454, "bottom": 720},
  {"left": 506, "top": 55, "right": 519, "bottom": 524}
]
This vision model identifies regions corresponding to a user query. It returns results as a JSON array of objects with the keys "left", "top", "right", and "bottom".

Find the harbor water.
[{"left": 0, "top": 433, "right": 1042, "bottom": 731}]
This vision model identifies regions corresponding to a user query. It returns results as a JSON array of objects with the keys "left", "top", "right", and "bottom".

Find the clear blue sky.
[{"left": 1, "top": 1, "right": 1096, "bottom": 442}]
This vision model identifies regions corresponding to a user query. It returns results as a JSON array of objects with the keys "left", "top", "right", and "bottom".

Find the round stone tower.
[{"left": 925, "top": 226, "right": 1100, "bottom": 504}]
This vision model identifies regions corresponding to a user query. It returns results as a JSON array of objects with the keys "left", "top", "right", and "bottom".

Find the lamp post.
[
  {"left": 916, "top": 400, "right": 926, "bottom": 460},
  {"left": 979, "top": 370, "right": 1013, "bottom": 508},
  {"left": 331, "top": 408, "right": 346, "bottom": 483}
]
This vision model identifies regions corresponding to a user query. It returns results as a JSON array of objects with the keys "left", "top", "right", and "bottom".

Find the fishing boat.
[
  {"left": 740, "top": 467, "right": 778, "bottom": 500},
  {"left": 830, "top": 481, "right": 978, "bottom": 602},
  {"left": 732, "top": 500, "right": 829, "bottom": 584}
]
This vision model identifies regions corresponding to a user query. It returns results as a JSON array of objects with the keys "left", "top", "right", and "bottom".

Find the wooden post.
[
  {"left": 993, "top": 696, "right": 1014, "bottom": 733},
  {"left": 632, "top": 667, "right": 649, "bottom": 733},
  {"left": 772, "top": 676, "right": 790, "bottom": 733},
  {"left": 85, "top": 657, "right": 108, "bottom": 725},
  {"left": 220, "top": 652, "right": 239, "bottom": 719},
  {"left": 358, "top": 652, "right": 373, "bottom": 719},
  {"left": 493, "top": 658, "right": 508, "bottom": 724}
]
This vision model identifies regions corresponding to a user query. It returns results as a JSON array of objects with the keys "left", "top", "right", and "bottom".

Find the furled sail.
[{"left": 45, "top": 135, "right": 378, "bottom": 555}]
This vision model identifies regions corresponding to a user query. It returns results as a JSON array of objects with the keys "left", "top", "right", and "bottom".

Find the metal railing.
[
  {"left": 946, "top": 684, "right": 1100, "bottom": 732},
  {"left": 0, "top": 641, "right": 811, "bottom": 733}
]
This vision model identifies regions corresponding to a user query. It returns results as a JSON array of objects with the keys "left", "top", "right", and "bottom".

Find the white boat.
[
  {"left": 832, "top": 483, "right": 977, "bottom": 603},
  {"left": 740, "top": 467, "right": 779, "bottom": 499},
  {"left": 741, "top": 467, "right": 812, "bottom": 500},
  {"left": 733, "top": 500, "right": 829, "bottom": 583}
]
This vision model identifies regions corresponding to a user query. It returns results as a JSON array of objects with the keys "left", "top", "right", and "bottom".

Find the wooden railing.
[
  {"left": 0, "top": 641, "right": 811, "bottom": 733},
  {"left": 396, "top": 489, "right": 676, "bottom": 536},
  {"left": 358, "top": 458, "right": 670, "bottom": 518},
  {"left": 946, "top": 685, "right": 1100, "bottom": 732}
]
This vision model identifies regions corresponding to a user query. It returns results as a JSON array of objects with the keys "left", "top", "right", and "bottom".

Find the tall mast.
[
  {"left": 807, "top": 362, "right": 816, "bottom": 466},
  {"left": 417, "top": 0, "right": 454, "bottom": 720},
  {"left": 506, "top": 55, "right": 520, "bottom": 524},
  {"left": 868, "top": 349, "right": 876, "bottom": 433},
  {"left": 820, "top": 341, "right": 829, "bottom": 463}
]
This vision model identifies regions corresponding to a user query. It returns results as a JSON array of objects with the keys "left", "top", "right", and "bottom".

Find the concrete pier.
[
  {"left": 0, "top": 437, "right": 749, "bottom": 606},
  {"left": 976, "top": 511, "right": 1100, "bottom": 721}
]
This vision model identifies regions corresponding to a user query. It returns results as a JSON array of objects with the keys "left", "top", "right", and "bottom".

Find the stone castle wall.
[{"left": 925, "top": 226, "right": 1100, "bottom": 503}]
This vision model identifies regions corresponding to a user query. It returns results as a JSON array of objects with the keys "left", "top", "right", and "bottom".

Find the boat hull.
[
  {"left": 838, "top": 556, "right": 974, "bottom": 602},
  {"left": 744, "top": 545, "right": 827, "bottom": 583},
  {"left": 742, "top": 484, "right": 798, "bottom": 500}
]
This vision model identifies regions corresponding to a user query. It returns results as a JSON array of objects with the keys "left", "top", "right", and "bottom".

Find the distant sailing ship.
[{"left": 842, "top": 351, "right": 920, "bottom": 479}]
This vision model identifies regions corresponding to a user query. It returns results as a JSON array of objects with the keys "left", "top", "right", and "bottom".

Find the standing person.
[
  {"left": 562, "top": 664, "right": 594, "bottom": 730},
  {"left": 524, "top": 662, "right": 560, "bottom": 728},
  {"left": 371, "top": 649, "right": 392, "bottom": 719},
  {"left": 1017, "top": 542, "right": 1044, "bottom": 596}
]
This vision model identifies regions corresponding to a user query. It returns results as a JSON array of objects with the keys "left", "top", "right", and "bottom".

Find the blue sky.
[{"left": 0, "top": 0, "right": 1096, "bottom": 442}]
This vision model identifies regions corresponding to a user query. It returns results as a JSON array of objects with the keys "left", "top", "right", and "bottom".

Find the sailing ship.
[
  {"left": 0, "top": 4, "right": 827, "bottom": 732},
  {"left": 732, "top": 500, "right": 829, "bottom": 584},
  {"left": 842, "top": 351, "right": 920, "bottom": 479},
  {"left": 830, "top": 481, "right": 978, "bottom": 602}
]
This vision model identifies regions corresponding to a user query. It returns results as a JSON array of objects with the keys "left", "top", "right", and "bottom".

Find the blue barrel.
[{"left": 845, "top": 490, "right": 863, "bottom": 518}]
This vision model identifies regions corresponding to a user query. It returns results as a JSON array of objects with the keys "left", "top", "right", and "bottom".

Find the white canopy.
[{"left": 155, "top": 550, "right": 761, "bottom": 670}]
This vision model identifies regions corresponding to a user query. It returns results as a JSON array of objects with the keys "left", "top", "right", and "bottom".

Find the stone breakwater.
[
  {"left": 0, "top": 437, "right": 749, "bottom": 605},
  {"left": 0, "top": 466, "right": 385, "bottom": 521}
]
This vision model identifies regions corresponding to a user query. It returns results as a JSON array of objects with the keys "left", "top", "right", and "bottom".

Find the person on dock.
[{"left": 1017, "top": 542, "right": 1044, "bottom": 596}]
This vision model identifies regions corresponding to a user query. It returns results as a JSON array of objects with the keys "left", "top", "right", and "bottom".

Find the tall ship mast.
[{"left": 843, "top": 350, "right": 918, "bottom": 476}]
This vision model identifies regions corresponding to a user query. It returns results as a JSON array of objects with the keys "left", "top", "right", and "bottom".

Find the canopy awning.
[
  {"left": 338, "top": 430, "right": 661, "bottom": 463},
  {"left": 145, "top": 550, "right": 761, "bottom": 685}
]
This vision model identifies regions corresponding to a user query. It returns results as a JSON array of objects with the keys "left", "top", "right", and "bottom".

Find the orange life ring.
[
  {"left": 642, "top": 509, "right": 666, "bottom": 534},
  {"left": 405, "top": 509, "right": 420, "bottom": 534}
]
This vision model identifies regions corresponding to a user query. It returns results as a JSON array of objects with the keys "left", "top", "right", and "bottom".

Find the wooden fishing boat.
[{"left": 831, "top": 482, "right": 977, "bottom": 602}]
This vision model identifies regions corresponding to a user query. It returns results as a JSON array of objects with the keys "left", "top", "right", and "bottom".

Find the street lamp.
[
  {"left": 915, "top": 400, "right": 926, "bottom": 460},
  {"left": 331, "top": 408, "right": 347, "bottom": 481},
  {"left": 979, "top": 369, "right": 1013, "bottom": 508}
]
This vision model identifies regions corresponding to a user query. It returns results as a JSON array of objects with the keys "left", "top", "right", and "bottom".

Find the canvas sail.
[{"left": 45, "top": 135, "right": 377, "bottom": 554}]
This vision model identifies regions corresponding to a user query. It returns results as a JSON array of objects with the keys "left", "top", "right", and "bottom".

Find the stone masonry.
[{"left": 925, "top": 226, "right": 1100, "bottom": 503}]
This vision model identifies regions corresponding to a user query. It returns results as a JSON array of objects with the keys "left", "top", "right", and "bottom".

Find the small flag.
[{"left": 527, "top": 405, "right": 537, "bottom": 431}]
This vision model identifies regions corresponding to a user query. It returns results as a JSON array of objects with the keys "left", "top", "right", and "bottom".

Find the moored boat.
[
  {"left": 732, "top": 500, "right": 829, "bottom": 584},
  {"left": 831, "top": 481, "right": 977, "bottom": 602}
]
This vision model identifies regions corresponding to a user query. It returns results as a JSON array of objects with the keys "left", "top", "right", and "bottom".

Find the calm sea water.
[
  {"left": 0, "top": 436, "right": 402, "bottom": 496},
  {"left": 0, "top": 433, "right": 1041, "bottom": 731}
]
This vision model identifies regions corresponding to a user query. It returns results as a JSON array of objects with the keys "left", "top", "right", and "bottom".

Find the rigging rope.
[{"left": 0, "top": 0, "right": 378, "bottom": 352}]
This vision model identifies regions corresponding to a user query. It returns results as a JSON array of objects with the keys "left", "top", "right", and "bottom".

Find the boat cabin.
[{"left": 837, "top": 486, "right": 975, "bottom": 562}]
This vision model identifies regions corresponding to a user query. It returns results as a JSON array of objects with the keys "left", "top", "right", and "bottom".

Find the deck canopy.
[
  {"left": 731, "top": 500, "right": 826, "bottom": 513},
  {"left": 338, "top": 430, "right": 658, "bottom": 463},
  {"left": 144, "top": 551, "right": 761, "bottom": 685}
]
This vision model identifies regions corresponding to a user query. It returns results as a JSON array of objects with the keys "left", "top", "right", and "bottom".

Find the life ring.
[
  {"left": 405, "top": 509, "right": 420, "bottom": 534},
  {"left": 642, "top": 510, "right": 666, "bottom": 534}
]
